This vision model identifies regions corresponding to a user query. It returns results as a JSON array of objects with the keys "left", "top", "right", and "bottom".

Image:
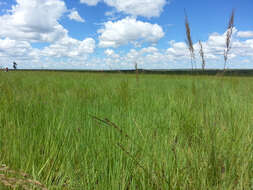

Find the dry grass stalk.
[
  {"left": 199, "top": 40, "right": 206, "bottom": 71},
  {"left": 117, "top": 143, "right": 146, "bottom": 172},
  {"left": 185, "top": 10, "right": 195, "bottom": 71},
  {"left": 90, "top": 115, "right": 131, "bottom": 139},
  {"left": 135, "top": 61, "right": 139, "bottom": 83},
  {"left": 224, "top": 9, "right": 235, "bottom": 71},
  {"left": 0, "top": 164, "right": 48, "bottom": 190}
]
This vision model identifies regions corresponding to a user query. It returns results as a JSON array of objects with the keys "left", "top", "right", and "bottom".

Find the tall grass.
[
  {"left": 185, "top": 10, "right": 195, "bottom": 71},
  {"left": 135, "top": 61, "right": 139, "bottom": 83},
  {"left": 0, "top": 71, "right": 253, "bottom": 189},
  {"left": 224, "top": 9, "right": 235, "bottom": 71},
  {"left": 199, "top": 40, "right": 206, "bottom": 71}
]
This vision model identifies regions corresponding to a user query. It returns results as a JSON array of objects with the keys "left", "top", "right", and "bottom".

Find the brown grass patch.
[{"left": 0, "top": 164, "right": 48, "bottom": 190}]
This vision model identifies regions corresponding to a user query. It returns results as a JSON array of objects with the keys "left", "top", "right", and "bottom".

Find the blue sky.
[{"left": 0, "top": 0, "right": 252, "bottom": 70}]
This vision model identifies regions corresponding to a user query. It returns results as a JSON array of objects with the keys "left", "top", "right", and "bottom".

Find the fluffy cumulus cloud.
[
  {"left": 104, "top": 49, "right": 119, "bottom": 58},
  {"left": 42, "top": 37, "right": 95, "bottom": 58},
  {"left": 237, "top": 31, "right": 253, "bottom": 38},
  {"left": 167, "top": 41, "right": 189, "bottom": 59},
  {"left": 80, "top": 0, "right": 168, "bottom": 18},
  {"left": 0, "top": 38, "right": 34, "bottom": 59},
  {"left": 140, "top": 47, "right": 159, "bottom": 54},
  {"left": 99, "top": 28, "right": 253, "bottom": 70},
  {"left": 0, "top": 35, "right": 96, "bottom": 69},
  {"left": 80, "top": 0, "right": 100, "bottom": 6},
  {"left": 164, "top": 28, "right": 253, "bottom": 68},
  {"left": 98, "top": 17, "right": 164, "bottom": 48},
  {"left": 0, "top": 0, "right": 252, "bottom": 70},
  {"left": 101, "top": 46, "right": 170, "bottom": 70},
  {"left": 0, "top": 37, "right": 41, "bottom": 69},
  {"left": 0, "top": 0, "right": 96, "bottom": 69},
  {"left": 68, "top": 9, "right": 85, "bottom": 23},
  {"left": 194, "top": 28, "right": 253, "bottom": 60},
  {"left": 103, "top": 0, "right": 167, "bottom": 18},
  {"left": 104, "top": 49, "right": 114, "bottom": 56},
  {"left": 0, "top": 0, "right": 67, "bottom": 43},
  {"left": 166, "top": 29, "right": 237, "bottom": 61}
]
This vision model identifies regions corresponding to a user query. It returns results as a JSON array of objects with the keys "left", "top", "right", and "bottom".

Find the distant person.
[
  {"left": 5, "top": 67, "right": 8, "bottom": 72},
  {"left": 13, "top": 62, "right": 17, "bottom": 70}
]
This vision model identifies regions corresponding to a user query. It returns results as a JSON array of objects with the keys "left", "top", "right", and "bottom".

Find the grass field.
[{"left": 0, "top": 71, "right": 253, "bottom": 189}]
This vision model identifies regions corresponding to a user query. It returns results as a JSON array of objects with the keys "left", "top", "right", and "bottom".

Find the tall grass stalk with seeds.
[
  {"left": 199, "top": 40, "right": 206, "bottom": 71},
  {"left": 224, "top": 9, "right": 235, "bottom": 71},
  {"left": 185, "top": 11, "right": 195, "bottom": 71},
  {"left": 135, "top": 61, "right": 139, "bottom": 83}
]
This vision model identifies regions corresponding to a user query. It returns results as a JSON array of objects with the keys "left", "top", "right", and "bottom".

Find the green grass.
[{"left": 0, "top": 71, "right": 253, "bottom": 189}]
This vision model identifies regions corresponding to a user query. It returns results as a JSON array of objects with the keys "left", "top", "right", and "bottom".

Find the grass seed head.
[
  {"left": 199, "top": 40, "right": 206, "bottom": 71},
  {"left": 224, "top": 9, "right": 235, "bottom": 70},
  {"left": 184, "top": 10, "right": 195, "bottom": 70},
  {"left": 0, "top": 164, "right": 48, "bottom": 190}
]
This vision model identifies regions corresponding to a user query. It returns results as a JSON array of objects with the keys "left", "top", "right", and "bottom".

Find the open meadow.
[{"left": 0, "top": 71, "right": 253, "bottom": 189}]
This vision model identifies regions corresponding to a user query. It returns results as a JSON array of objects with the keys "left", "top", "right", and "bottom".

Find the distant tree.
[{"left": 13, "top": 62, "right": 17, "bottom": 70}]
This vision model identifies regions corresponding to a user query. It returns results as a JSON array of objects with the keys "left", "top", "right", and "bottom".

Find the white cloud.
[
  {"left": 42, "top": 37, "right": 95, "bottom": 58},
  {"left": 0, "top": 0, "right": 67, "bottom": 43},
  {"left": 0, "top": 1, "right": 252, "bottom": 70},
  {"left": 99, "top": 27, "right": 253, "bottom": 70},
  {"left": 140, "top": 47, "right": 158, "bottom": 54},
  {"left": 103, "top": 47, "right": 171, "bottom": 69},
  {"left": 202, "top": 28, "right": 253, "bottom": 60},
  {"left": 98, "top": 17, "right": 164, "bottom": 48},
  {"left": 165, "top": 28, "right": 253, "bottom": 68},
  {"left": 104, "top": 49, "right": 114, "bottom": 56},
  {"left": 68, "top": 9, "right": 85, "bottom": 23},
  {"left": 80, "top": 0, "right": 100, "bottom": 6},
  {"left": 80, "top": 0, "right": 168, "bottom": 18},
  {"left": 0, "top": 37, "right": 41, "bottom": 69},
  {"left": 103, "top": 0, "right": 168, "bottom": 18},
  {"left": 237, "top": 31, "right": 253, "bottom": 38},
  {"left": 0, "top": 35, "right": 96, "bottom": 69},
  {"left": 166, "top": 40, "right": 197, "bottom": 64},
  {"left": 104, "top": 49, "right": 119, "bottom": 58},
  {"left": 0, "top": 38, "right": 33, "bottom": 58},
  {"left": 232, "top": 39, "right": 253, "bottom": 57},
  {"left": 0, "top": 0, "right": 96, "bottom": 69}
]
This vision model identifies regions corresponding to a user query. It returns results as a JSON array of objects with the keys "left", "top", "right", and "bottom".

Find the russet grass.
[
  {"left": 0, "top": 71, "right": 253, "bottom": 189},
  {"left": 0, "top": 164, "right": 47, "bottom": 189}
]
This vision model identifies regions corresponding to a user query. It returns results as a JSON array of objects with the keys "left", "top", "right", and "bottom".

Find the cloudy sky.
[{"left": 0, "top": 0, "right": 252, "bottom": 70}]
